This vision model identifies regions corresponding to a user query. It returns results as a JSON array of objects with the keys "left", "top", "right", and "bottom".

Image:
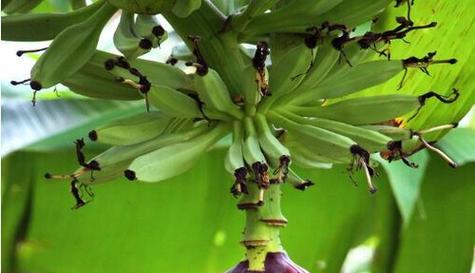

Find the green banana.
[
  {"left": 61, "top": 71, "right": 136, "bottom": 99},
  {"left": 171, "top": 0, "right": 202, "bottom": 18},
  {"left": 373, "top": 123, "right": 459, "bottom": 167},
  {"left": 283, "top": 137, "right": 349, "bottom": 164},
  {"left": 201, "top": 106, "right": 234, "bottom": 121},
  {"left": 286, "top": 168, "right": 315, "bottom": 191},
  {"left": 224, "top": 121, "right": 246, "bottom": 175},
  {"left": 360, "top": 125, "right": 412, "bottom": 140},
  {"left": 287, "top": 95, "right": 421, "bottom": 125},
  {"left": 268, "top": 34, "right": 314, "bottom": 96},
  {"left": 30, "top": 2, "right": 117, "bottom": 90},
  {"left": 257, "top": 33, "right": 312, "bottom": 112},
  {"left": 134, "top": 14, "right": 159, "bottom": 39},
  {"left": 93, "top": 51, "right": 192, "bottom": 90},
  {"left": 241, "top": 117, "right": 269, "bottom": 197},
  {"left": 75, "top": 159, "right": 131, "bottom": 185},
  {"left": 254, "top": 113, "right": 290, "bottom": 168},
  {"left": 282, "top": 111, "right": 393, "bottom": 152},
  {"left": 255, "top": 113, "right": 291, "bottom": 182},
  {"left": 241, "top": 64, "right": 261, "bottom": 113},
  {"left": 78, "top": 51, "right": 192, "bottom": 102},
  {"left": 114, "top": 11, "right": 151, "bottom": 60},
  {"left": 1, "top": 1, "right": 104, "bottom": 41},
  {"left": 116, "top": 56, "right": 192, "bottom": 91},
  {"left": 268, "top": 112, "right": 356, "bottom": 163},
  {"left": 381, "top": 134, "right": 458, "bottom": 169},
  {"left": 244, "top": 0, "right": 389, "bottom": 35},
  {"left": 147, "top": 85, "right": 203, "bottom": 118},
  {"left": 134, "top": 14, "right": 167, "bottom": 47},
  {"left": 126, "top": 123, "right": 230, "bottom": 182},
  {"left": 91, "top": 122, "right": 208, "bottom": 168},
  {"left": 261, "top": 42, "right": 373, "bottom": 112},
  {"left": 296, "top": 42, "right": 340, "bottom": 92},
  {"left": 88, "top": 111, "right": 172, "bottom": 146},
  {"left": 242, "top": 117, "right": 267, "bottom": 167},
  {"left": 225, "top": 121, "right": 248, "bottom": 196},
  {"left": 62, "top": 63, "right": 142, "bottom": 100},
  {"left": 324, "top": 42, "right": 372, "bottom": 78},
  {"left": 192, "top": 69, "right": 244, "bottom": 119},
  {"left": 162, "top": 118, "right": 193, "bottom": 134},
  {"left": 240, "top": 0, "right": 342, "bottom": 34},
  {"left": 288, "top": 60, "right": 403, "bottom": 105},
  {"left": 2, "top": 0, "right": 42, "bottom": 14},
  {"left": 289, "top": 149, "right": 333, "bottom": 169}
]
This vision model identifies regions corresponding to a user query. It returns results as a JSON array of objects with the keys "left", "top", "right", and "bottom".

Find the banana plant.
[{"left": 2, "top": 0, "right": 474, "bottom": 272}]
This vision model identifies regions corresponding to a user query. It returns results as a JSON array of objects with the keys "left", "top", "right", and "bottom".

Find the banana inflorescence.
[
  {"left": 4, "top": 0, "right": 465, "bottom": 271},
  {"left": 6, "top": 0, "right": 458, "bottom": 210}
]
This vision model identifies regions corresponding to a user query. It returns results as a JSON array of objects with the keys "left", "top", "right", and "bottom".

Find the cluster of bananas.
[
  {"left": 4, "top": 1, "right": 460, "bottom": 211},
  {"left": 4, "top": 0, "right": 465, "bottom": 272}
]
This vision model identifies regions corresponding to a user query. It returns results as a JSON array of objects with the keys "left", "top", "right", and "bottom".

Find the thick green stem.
[
  {"left": 238, "top": 182, "right": 287, "bottom": 271},
  {"left": 230, "top": 0, "right": 280, "bottom": 32},
  {"left": 162, "top": 2, "right": 248, "bottom": 95}
]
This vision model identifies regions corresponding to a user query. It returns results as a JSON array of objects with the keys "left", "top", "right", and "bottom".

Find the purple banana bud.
[{"left": 226, "top": 252, "right": 309, "bottom": 273}]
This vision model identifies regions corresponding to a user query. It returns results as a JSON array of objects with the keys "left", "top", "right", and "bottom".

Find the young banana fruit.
[
  {"left": 126, "top": 123, "right": 230, "bottom": 182},
  {"left": 192, "top": 69, "right": 244, "bottom": 119},
  {"left": 242, "top": 117, "right": 267, "bottom": 168},
  {"left": 90, "top": 122, "right": 209, "bottom": 169},
  {"left": 287, "top": 95, "right": 422, "bottom": 125},
  {"left": 296, "top": 43, "right": 340, "bottom": 92},
  {"left": 287, "top": 168, "right": 315, "bottom": 191},
  {"left": 281, "top": 111, "right": 392, "bottom": 152},
  {"left": 268, "top": 34, "right": 314, "bottom": 97},
  {"left": 90, "top": 50, "right": 192, "bottom": 90},
  {"left": 29, "top": 2, "right": 116, "bottom": 90},
  {"left": 113, "top": 11, "right": 152, "bottom": 60},
  {"left": 225, "top": 121, "right": 248, "bottom": 196},
  {"left": 287, "top": 89, "right": 459, "bottom": 125},
  {"left": 288, "top": 60, "right": 403, "bottom": 105},
  {"left": 88, "top": 111, "right": 172, "bottom": 145},
  {"left": 254, "top": 114, "right": 291, "bottom": 181},
  {"left": 289, "top": 149, "right": 333, "bottom": 170},
  {"left": 134, "top": 14, "right": 167, "bottom": 48},
  {"left": 147, "top": 85, "right": 204, "bottom": 118},
  {"left": 360, "top": 125, "right": 412, "bottom": 140},
  {"left": 268, "top": 112, "right": 356, "bottom": 163},
  {"left": 241, "top": 117, "right": 270, "bottom": 203}
]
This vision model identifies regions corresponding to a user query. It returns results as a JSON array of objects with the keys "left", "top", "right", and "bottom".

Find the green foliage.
[
  {"left": 377, "top": 151, "right": 429, "bottom": 224},
  {"left": 392, "top": 157, "right": 475, "bottom": 273},
  {"left": 362, "top": 0, "right": 475, "bottom": 138},
  {"left": 436, "top": 128, "right": 475, "bottom": 166},
  {"left": 2, "top": 149, "right": 474, "bottom": 273}
]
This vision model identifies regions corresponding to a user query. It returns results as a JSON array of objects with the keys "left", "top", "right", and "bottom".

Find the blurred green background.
[{"left": 2, "top": 147, "right": 475, "bottom": 273}]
